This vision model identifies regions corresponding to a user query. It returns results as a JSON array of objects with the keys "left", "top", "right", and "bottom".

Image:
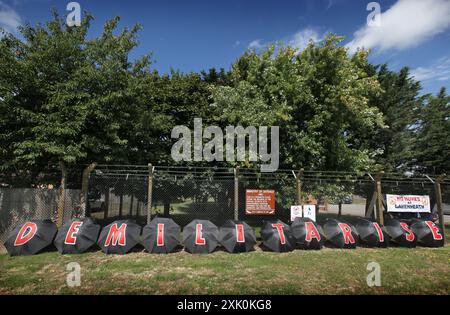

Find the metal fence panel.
[
  {"left": 0, "top": 188, "right": 80, "bottom": 251},
  {"left": 88, "top": 173, "right": 148, "bottom": 225},
  {"left": 1, "top": 165, "right": 447, "bottom": 252}
]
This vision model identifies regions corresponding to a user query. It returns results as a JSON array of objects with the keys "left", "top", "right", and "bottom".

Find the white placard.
[
  {"left": 386, "top": 194, "right": 430, "bottom": 213},
  {"left": 303, "top": 204, "right": 316, "bottom": 222},
  {"left": 290, "top": 205, "right": 302, "bottom": 222}
]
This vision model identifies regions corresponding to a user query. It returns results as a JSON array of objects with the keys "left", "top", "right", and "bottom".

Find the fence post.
[
  {"left": 79, "top": 162, "right": 97, "bottom": 218},
  {"left": 56, "top": 161, "right": 67, "bottom": 228},
  {"left": 147, "top": 163, "right": 154, "bottom": 225},
  {"left": 234, "top": 166, "right": 239, "bottom": 221},
  {"left": 296, "top": 168, "right": 304, "bottom": 205},
  {"left": 435, "top": 174, "right": 446, "bottom": 243},
  {"left": 375, "top": 171, "right": 385, "bottom": 225}
]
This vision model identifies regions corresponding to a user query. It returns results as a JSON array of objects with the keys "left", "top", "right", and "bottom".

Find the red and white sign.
[
  {"left": 386, "top": 194, "right": 430, "bottom": 213},
  {"left": 245, "top": 189, "right": 275, "bottom": 215}
]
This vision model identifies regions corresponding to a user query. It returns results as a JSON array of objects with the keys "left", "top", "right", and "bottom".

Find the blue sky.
[{"left": 1, "top": 0, "right": 449, "bottom": 95}]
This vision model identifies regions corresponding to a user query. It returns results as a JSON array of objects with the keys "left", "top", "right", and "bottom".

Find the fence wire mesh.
[
  {"left": 87, "top": 166, "right": 448, "bottom": 227},
  {"left": 88, "top": 166, "right": 149, "bottom": 225},
  {"left": 153, "top": 169, "right": 235, "bottom": 226},
  {"left": 1, "top": 165, "right": 448, "bottom": 252},
  {"left": 0, "top": 188, "right": 80, "bottom": 251},
  {"left": 239, "top": 169, "right": 295, "bottom": 225}
]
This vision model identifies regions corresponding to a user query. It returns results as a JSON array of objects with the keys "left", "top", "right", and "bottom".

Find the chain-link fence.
[
  {"left": 88, "top": 166, "right": 149, "bottom": 225},
  {"left": 440, "top": 180, "right": 450, "bottom": 222},
  {"left": 88, "top": 166, "right": 236, "bottom": 226},
  {"left": 153, "top": 168, "right": 235, "bottom": 226},
  {"left": 300, "top": 172, "right": 376, "bottom": 225},
  {"left": 0, "top": 188, "right": 80, "bottom": 251},
  {"left": 87, "top": 166, "right": 450, "bottom": 228},
  {"left": 238, "top": 169, "right": 295, "bottom": 225},
  {"left": 1, "top": 165, "right": 448, "bottom": 252}
]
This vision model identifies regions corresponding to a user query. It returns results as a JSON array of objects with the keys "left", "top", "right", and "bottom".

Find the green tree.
[
  {"left": 212, "top": 34, "right": 384, "bottom": 172},
  {"left": 366, "top": 65, "right": 423, "bottom": 171},
  {"left": 413, "top": 88, "right": 450, "bottom": 174},
  {"left": 0, "top": 11, "right": 155, "bottom": 184}
]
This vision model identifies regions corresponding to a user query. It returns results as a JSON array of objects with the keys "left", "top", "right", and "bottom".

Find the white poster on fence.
[
  {"left": 303, "top": 204, "right": 316, "bottom": 221},
  {"left": 290, "top": 205, "right": 302, "bottom": 222},
  {"left": 386, "top": 194, "right": 431, "bottom": 213}
]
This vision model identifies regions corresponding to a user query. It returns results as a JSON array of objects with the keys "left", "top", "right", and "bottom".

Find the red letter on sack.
[
  {"left": 399, "top": 222, "right": 415, "bottom": 242},
  {"left": 305, "top": 222, "right": 321, "bottom": 242},
  {"left": 64, "top": 221, "right": 83, "bottom": 245},
  {"left": 104, "top": 223, "right": 127, "bottom": 246},
  {"left": 338, "top": 223, "right": 355, "bottom": 244},
  {"left": 373, "top": 222, "right": 384, "bottom": 242},
  {"left": 236, "top": 224, "right": 245, "bottom": 243},
  {"left": 271, "top": 223, "right": 286, "bottom": 244},
  {"left": 195, "top": 224, "right": 206, "bottom": 245},
  {"left": 14, "top": 222, "right": 37, "bottom": 246},
  {"left": 424, "top": 221, "right": 443, "bottom": 240},
  {"left": 157, "top": 223, "right": 165, "bottom": 246}
]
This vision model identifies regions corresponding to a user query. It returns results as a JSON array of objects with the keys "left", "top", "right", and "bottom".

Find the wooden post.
[
  {"left": 365, "top": 191, "right": 377, "bottom": 219},
  {"left": 234, "top": 166, "right": 239, "bottom": 221},
  {"left": 79, "top": 162, "right": 97, "bottom": 218},
  {"left": 147, "top": 163, "right": 154, "bottom": 224},
  {"left": 296, "top": 169, "right": 304, "bottom": 206},
  {"left": 375, "top": 171, "right": 385, "bottom": 225},
  {"left": 56, "top": 161, "right": 67, "bottom": 228},
  {"left": 435, "top": 175, "right": 446, "bottom": 243}
]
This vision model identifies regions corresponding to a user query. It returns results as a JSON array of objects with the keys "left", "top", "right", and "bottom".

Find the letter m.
[{"left": 104, "top": 223, "right": 127, "bottom": 246}]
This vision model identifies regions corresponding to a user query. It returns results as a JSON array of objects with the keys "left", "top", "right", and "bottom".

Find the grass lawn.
[{"left": 1, "top": 234, "right": 449, "bottom": 295}]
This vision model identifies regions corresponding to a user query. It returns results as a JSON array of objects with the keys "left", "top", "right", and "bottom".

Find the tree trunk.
[
  {"left": 365, "top": 195, "right": 370, "bottom": 216},
  {"left": 80, "top": 162, "right": 97, "bottom": 218},
  {"left": 164, "top": 201, "right": 170, "bottom": 216},
  {"left": 129, "top": 194, "right": 134, "bottom": 217},
  {"left": 119, "top": 194, "right": 123, "bottom": 218}
]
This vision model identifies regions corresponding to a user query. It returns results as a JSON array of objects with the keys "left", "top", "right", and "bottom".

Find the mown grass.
[
  {"left": 1, "top": 241, "right": 449, "bottom": 295},
  {"left": 1, "top": 224, "right": 449, "bottom": 295}
]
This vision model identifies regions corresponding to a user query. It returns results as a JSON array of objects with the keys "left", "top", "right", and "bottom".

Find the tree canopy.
[{"left": 0, "top": 11, "right": 448, "bottom": 186}]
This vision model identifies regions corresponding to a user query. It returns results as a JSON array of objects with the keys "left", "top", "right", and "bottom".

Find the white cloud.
[
  {"left": 248, "top": 39, "right": 263, "bottom": 50},
  {"left": 0, "top": 1, "right": 21, "bottom": 34},
  {"left": 410, "top": 57, "right": 450, "bottom": 82},
  {"left": 248, "top": 28, "right": 324, "bottom": 52},
  {"left": 288, "top": 28, "right": 323, "bottom": 50},
  {"left": 346, "top": 0, "right": 450, "bottom": 54},
  {"left": 325, "top": 0, "right": 334, "bottom": 10}
]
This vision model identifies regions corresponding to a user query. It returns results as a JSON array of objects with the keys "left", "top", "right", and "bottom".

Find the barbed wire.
[{"left": 89, "top": 164, "right": 447, "bottom": 184}]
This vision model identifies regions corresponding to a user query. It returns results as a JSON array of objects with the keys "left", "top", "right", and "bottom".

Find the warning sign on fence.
[
  {"left": 303, "top": 204, "right": 316, "bottom": 221},
  {"left": 386, "top": 194, "right": 431, "bottom": 213},
  {"left": 290, "top": 205, "right": 302, "bottom": 221},
  {"left": 245, "top": 189, "right": 275, "bottom": 215}
]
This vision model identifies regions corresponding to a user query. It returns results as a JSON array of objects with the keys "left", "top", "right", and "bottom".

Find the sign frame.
[
  {"left": 386, "top": 194, "right": 431, "bottom": 213},
  {"left": 245, "top": 189, "right": 276, "bottom": 215}
]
